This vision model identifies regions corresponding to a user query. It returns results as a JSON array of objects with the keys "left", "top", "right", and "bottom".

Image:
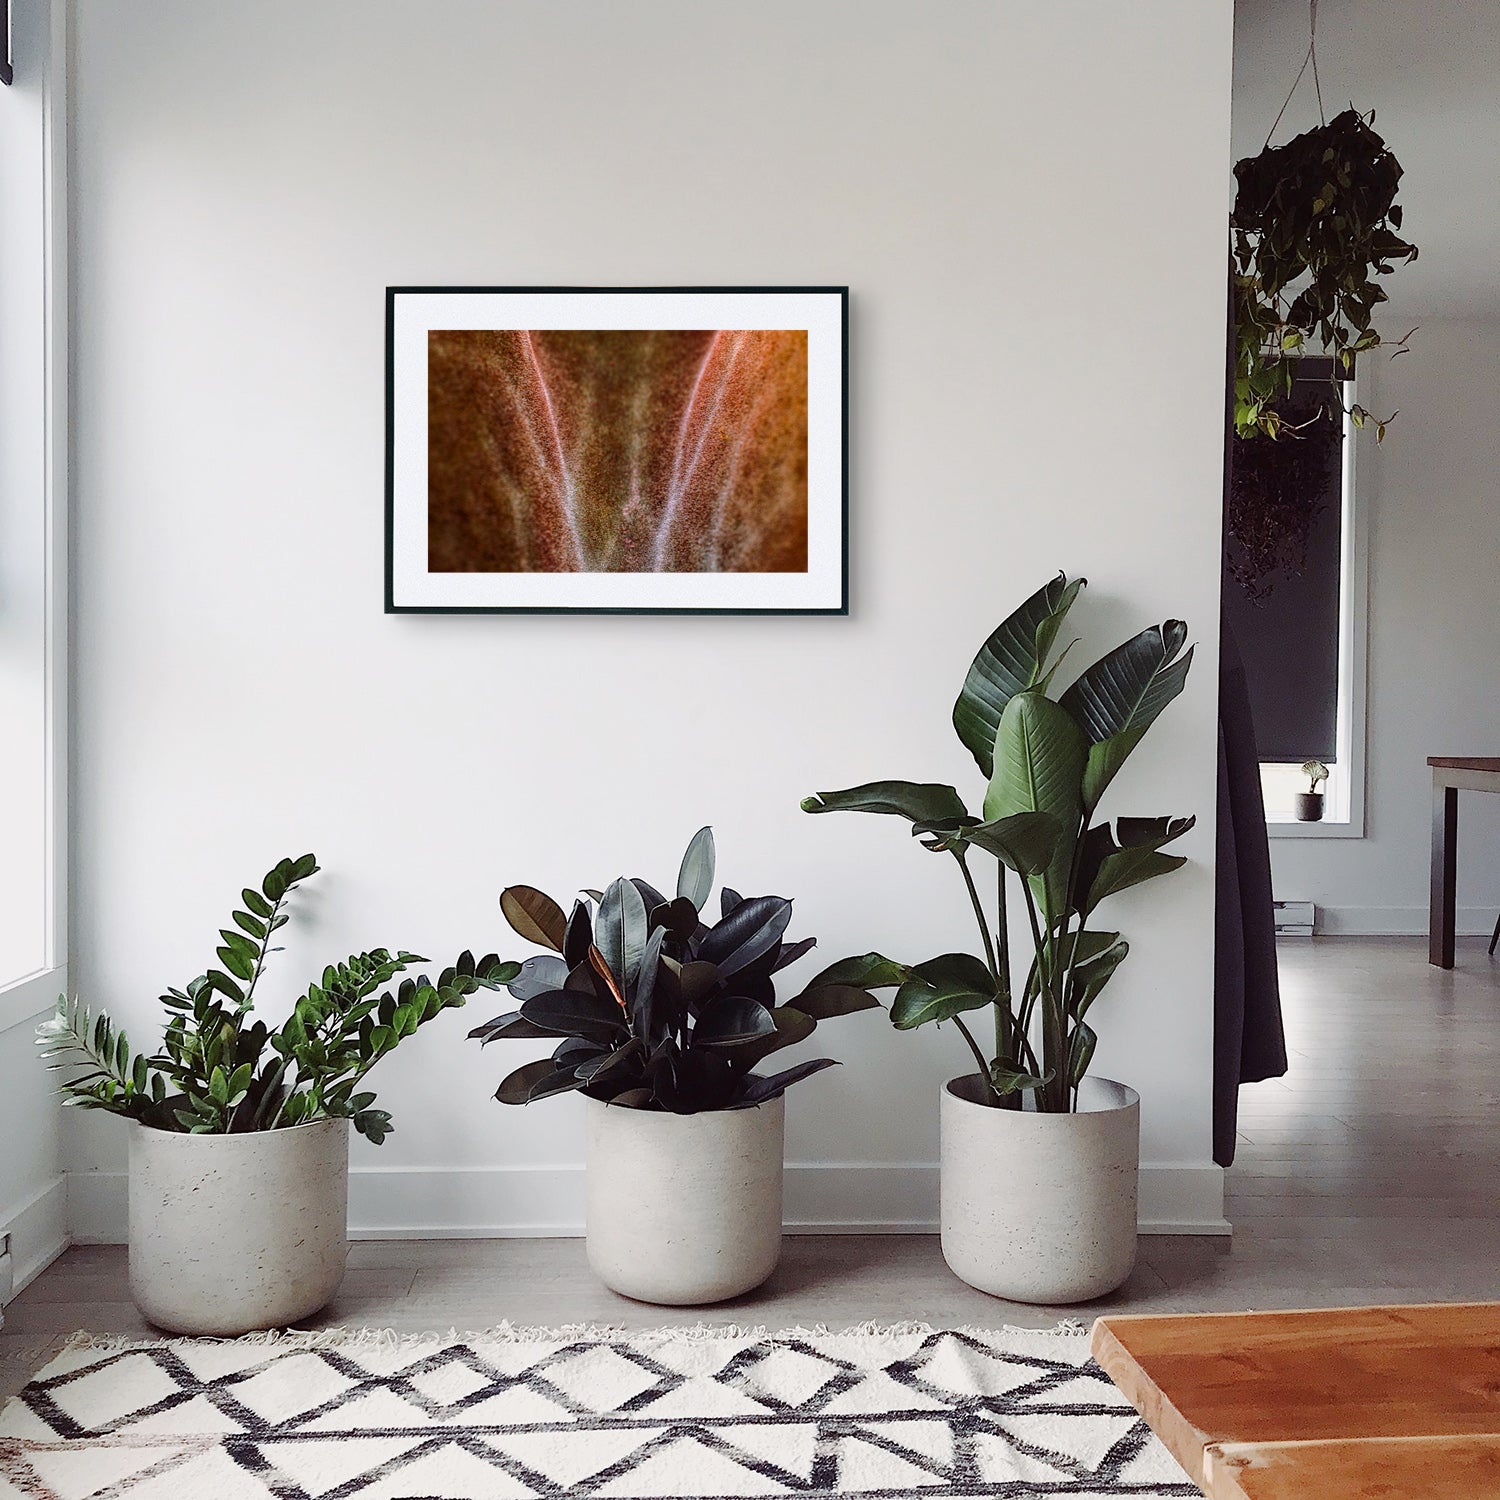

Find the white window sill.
[{"left": 1265, "top": 817, "right": 1364, "bottom": 840}]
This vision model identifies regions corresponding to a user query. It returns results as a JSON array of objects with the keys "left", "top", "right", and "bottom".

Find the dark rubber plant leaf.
[
  {"left": 677, "top": 960, "right": 723, "bottom": 1015},
  {"left": 505, "top": 954, "right": 570, "bottom": 1001},
  {"left": 562, "top": 899, "right": 592, "bottom": 971},
  {"left": 801, "top": 781, "right": 970, "bottom": 826},
  {"left": 631, "top": 878, "right": 669, "bottom": 914},
  {"left": 552, "top": 1034, "right": 604, "bottom": 1064},
  {"left": 720, "top": 887, "right": 743, "bottom": 919},
  {"left": 629, "top": 926, "right": 667, "bottom": 1034},
  {"left": 518, "top": 989, "right": 629, "bottom": 1046},
  {"left": 1059, "top": 621, "right": 1193, "bottom": 812},
  {"left": 953, "top": 572, "right": 1084, "bottom": 776},
  {"left": 771, "top": 935, "right": 817, "bottom": 973},
  {"left": 889, "top": 953, "right": 996, "bottom": 1031},
  {"left": 698, "top": 895, "right": 793, "bottom": 978},
  {"left": 499, "top": 886, "right": 568, "bottom": 952},
  {"left": 676, "top": 826, "right": 716, "bottom": 911},
  {"left": 730, "top": 1004, "right": 817, "bottom": 1069},
  {"left": 527, "top": 1067, "right": 593, "bottom": 1103},
  {"left": 734, "top": 1057, "right": 839, "bottom": 1106},
  {"left": 595, "top": 877, "right": 649, "bottom": 988},
  {"left": 983, "top": 690, "right": 1087, "bottom": 916},
  {"left": 494, "top": 1057, "right": 562, "bottom": 1105},
  {"left": 604, "top": 1087, "right": 655, "bottom": 1109},
  {"left": 466, "top": 1010, "right": 553, "bottom": 1044},
  {"left": 649, "top": 897, "right": 700, "bottom": 943},
  {"left": 693, "top": 994, "right": 777, "bottom": 1049},
  {"left": 576, "top": 1038, "right": 642, "bottom": 1084}
]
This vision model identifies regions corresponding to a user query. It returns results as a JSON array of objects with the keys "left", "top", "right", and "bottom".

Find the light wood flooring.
[{"left": 2, "top": 937, "right": 1495, "bottom": 1401}]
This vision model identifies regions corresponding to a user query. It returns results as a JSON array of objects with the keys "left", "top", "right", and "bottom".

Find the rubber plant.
[
  {"left": 802, "top": 574, "right": 1194, "bottom": 1113},
  {"left": 37, "top": 855, "right": 509, "bottom": 1143},
  {"left": 470, "top": 828, "right": 878, "bottom": 1112}
]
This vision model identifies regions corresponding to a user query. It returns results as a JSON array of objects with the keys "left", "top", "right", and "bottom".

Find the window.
[
  {"left": 0, "top": 0, "right": 67, "bottom": 1025},
  {"left": 1223, "top": 359, "right": 1368, "bottom": 837}
]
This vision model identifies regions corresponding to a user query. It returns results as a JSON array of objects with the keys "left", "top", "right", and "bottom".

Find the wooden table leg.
[{"left": 1430, "top": 782, "right": 1457, "bottom": 969}]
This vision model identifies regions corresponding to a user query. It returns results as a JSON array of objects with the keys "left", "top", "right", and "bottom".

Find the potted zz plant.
[
  {"left": 37, "top": 855, "right": 507, "bottom": 1335},
  {"left": 1296, "top": 760, "right": 1329, "bottom": 821},
  {"left": 802, "top": 574, "right": 1194, "bottom": 1304},
  {"left": 470, "top": 828, "right": 874, "bottom": 1305}
]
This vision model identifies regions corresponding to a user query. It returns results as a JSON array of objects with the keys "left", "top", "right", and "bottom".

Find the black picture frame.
[{"left": 385, "top": 286, "right": 848, "bottom": 616}]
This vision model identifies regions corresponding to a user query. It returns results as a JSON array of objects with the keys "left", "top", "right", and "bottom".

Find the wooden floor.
[{"left": 3, "top": 937, "right": 1496, "bottom": 1402}]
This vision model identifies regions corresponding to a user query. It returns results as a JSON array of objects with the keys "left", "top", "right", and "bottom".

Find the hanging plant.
[{"left": 1233, "top": 105, "right": 1417, "bottom": 440}]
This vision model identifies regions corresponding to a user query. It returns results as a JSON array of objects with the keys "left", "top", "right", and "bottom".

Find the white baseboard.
[
  {"left": 1, "top": 1176, "right": 69, "bottom": 1302},
  {"left": 1313, "top": 905, "right": 1496, "bottom": 936},
  {"left": 66, "top": 1161, "right": 1228, "bottom": 1243}
]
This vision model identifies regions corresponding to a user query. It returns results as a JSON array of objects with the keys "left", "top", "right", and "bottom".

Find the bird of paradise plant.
[{"left": 802, "top": 574, "right": 1195, "bottom": 1113}]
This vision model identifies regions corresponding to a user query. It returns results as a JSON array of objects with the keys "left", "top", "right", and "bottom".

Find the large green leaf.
[
  {"left": 804, "top": 952, "right": 911, "bottom": 991},
  {"left": 676, "top": 826, "right": 715, "bottom": 911},
  {"left": 1078, "top": 816, "right": 1195, "bottom": 915},
  {"left": 959, "top": 811, "right": 1062, "bottom": 876},
  {"left": 982, "top": 691, "right": 1086, "bottom": 916},
  {"left": 595, "top": 877, "right": 649, "bottom": 986},
  {"left": 788, "top": 984, "right": 882, "bottom": 1019},
  {"left": 1059, "top": 622, "right": 1193, "bottom": 811},
  {"left": 952, "top": 573, "right": 1084, "bottom": 776},
  {"left": 889, "top": 953, "right": 995, "bottom": 1030},
  {"left": 801, "top": 781, "right": 969, "bottom": 826}
]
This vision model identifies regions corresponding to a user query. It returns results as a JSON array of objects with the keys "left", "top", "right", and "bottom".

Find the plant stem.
[
  {"left": 950, "top": 1014, "right": 996, "bottom": 1101},
  {"left": 955, "top": 851, "right": 998, "bottom": 980}
]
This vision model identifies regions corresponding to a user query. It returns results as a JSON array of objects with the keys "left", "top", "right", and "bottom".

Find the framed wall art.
[{"left": 385, "top": 285, "right": 848, "bottom": 614}]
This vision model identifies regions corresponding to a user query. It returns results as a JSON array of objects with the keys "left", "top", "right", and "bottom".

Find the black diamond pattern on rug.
[{"left": 0, "top": 1326, "right": 1200, "bottom": 1498}]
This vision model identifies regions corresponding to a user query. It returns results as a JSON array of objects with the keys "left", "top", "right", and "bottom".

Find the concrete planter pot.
[
  {"left": 1294, "top": 791, "right": 1325, "bottom": 822},
  {"left": 128, "top": 1117, "right": 350, "bottom": 1335},
  {"left": 940, "top": 1073, "right": 1139, "bottom": 1304},
  {"left": 585, "top": 1094, "right": 784, "bottom": 1305}
]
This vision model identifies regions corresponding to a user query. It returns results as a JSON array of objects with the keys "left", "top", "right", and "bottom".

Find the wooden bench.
[{"left": 1091, "top": 1303, "right": 1500, "bottom": 1497}]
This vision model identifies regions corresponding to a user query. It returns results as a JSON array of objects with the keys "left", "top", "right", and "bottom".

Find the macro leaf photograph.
[{"left": 386, "top": 288, "right": 847, "bottom": 614}]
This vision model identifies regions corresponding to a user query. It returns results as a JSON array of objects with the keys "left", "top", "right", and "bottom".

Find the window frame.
[
  {"left": 1262, "top": 381, "right": 1369, "bottom": 840},
  {"left": 0, "top": 0, "right": 67, "bottom": 1030}
]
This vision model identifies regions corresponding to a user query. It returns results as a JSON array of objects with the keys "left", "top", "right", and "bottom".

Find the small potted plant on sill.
[
  {"left": 802, "top": 574, "right": 1194, "bottom": 1304},
  {"left": 471, "top": 828, "right": 876, "bottom": 1306},
  {"left": 1296, "top": 760, "right": 1329, "bottom": 821},
  {"left": 36, "top": 855, "right": 508, "bottom": 1336}
]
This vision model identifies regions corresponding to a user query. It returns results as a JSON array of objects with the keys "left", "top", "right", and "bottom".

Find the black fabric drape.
[{"left": 1214, "top": 615, "right": 1288, "bottom": 1167}]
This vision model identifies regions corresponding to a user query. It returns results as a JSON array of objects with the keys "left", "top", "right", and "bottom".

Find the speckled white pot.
[
  {"left": 128, "top": 1118, "right": 350, "bottom": 1335},
  {"left": 585, "top": 1095, "right": 784, "bottom": 1305},
  {"left": 940, "top": 1073, "right": 1139, "bottom": 1304}
]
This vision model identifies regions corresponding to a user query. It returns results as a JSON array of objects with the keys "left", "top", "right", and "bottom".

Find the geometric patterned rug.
[{"left": 0, "top": 1323, "right": 1197, "bottom": 1498}]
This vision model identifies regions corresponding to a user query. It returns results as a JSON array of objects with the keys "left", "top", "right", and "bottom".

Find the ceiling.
[{"left": 1233, "top": 0, "right": 1500, "bottom": 321}]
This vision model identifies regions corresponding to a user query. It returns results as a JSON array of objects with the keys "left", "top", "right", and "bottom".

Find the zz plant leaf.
[{"left": 37, "top": 857, "right": 508, "bottom": 1144}]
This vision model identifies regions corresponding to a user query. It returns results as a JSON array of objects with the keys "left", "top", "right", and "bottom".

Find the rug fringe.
[{"left": 62, "top": 1317, "right": 1088, "bottom": 1355}]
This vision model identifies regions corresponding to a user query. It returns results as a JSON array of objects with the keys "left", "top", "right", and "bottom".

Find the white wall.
[
  {"left": 67, "top": 0, "right": 1234, "bottom": 1238},
  {"left": 1270, "top": 322, "right": 1500, "bottom": 933}
]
